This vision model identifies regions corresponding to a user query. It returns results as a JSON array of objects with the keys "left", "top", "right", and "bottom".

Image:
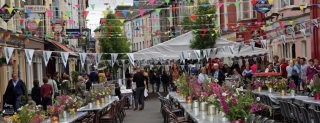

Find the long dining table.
[
  {"left": 77, "top": 96, "right": 119, "bottom": 112},
  {"left": 41, "top": 112, "right": 88, "bottom": 123},
  {"left": 169, "top": 92, "right": 229, "bottom": 123}
]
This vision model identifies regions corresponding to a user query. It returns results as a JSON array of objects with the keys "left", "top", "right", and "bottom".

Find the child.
[
  {"left": 115, "top": 83, "right": 122, "bottom": 99},
  {"left": 31, "top": 80, "right": 41, "bottom": 105}
]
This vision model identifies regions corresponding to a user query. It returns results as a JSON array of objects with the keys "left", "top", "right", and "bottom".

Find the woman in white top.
[
  {"left": 265, "top": 64, "right": 277, "bottom": 73},
  {"left": 198, "top": 67, "right": 209, "bottom": 84},
  {"left": 286, "top": 60, "right": 300, "bottom": 86}
]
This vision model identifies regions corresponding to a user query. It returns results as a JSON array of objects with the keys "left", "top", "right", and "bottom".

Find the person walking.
[
  {"left": 89, "top": 67, "right": 98, "bottom": 84},
  {"left": 161, "top": 70, "right": 170, "bottom": 92},
  {"left": 148, "top": 70, "right": 156, "bottom": 93},
  {"left": 41, "top": 76, "right": 53, "bottom": 111},
  {"left": 286, "top": 60, "right": 300, "bottom": 87},
  {"left": 4, "top": 73, "right": 26, "bottom": 111},
  {"left": 155, "top": 72, "right": 161, "bottom": 92},
  {"left": 132, "top": 66, "right": 146, "bottom": 111},
  {"left": 31, "top": 80, "right": 41, "bottom": 105},
  {"left": 47, "top": 74, "right": 59, "bottom": 98}
]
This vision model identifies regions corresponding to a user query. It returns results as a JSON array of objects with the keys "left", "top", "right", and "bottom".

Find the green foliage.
[
  {"left": 71, "top": 71, "right": 81, "bottom": 83},
  {"left": 99, "top": 13, "right": 130, "bottom": 59},
  {"left": 175, "top": 74, "right": 189, "bottom": 96},
  {"left": 225, "top": 91, "right": 255, "bottom": 120},
  {"left": 179, "top": 0, "right": 218, "bottom": 49}
]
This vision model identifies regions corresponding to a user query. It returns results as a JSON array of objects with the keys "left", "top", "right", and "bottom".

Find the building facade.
[
  {"left": 219, "top": 0, "right": 237, "bottom": 41},
  {"left": 265, "top": 0, "right": 311, "bottom": 60},
  {"left": 150, "top": 11, "right": 161, "bottom": 45},
  {"left": 310, "top": 0, "right": 320, "bottom": 60}
]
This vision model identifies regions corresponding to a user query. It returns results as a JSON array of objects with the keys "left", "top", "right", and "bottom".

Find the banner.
[
  {"left": 79, "top": 53, "right": 87, "bottom": 68},
  {"left": 250, "top": 40, "right": 255, "bottom": 51},
  {"left": 280, "top": 35, "right": 286, "bottom": 44},
  {"left": 95, "top": 53, "right": 102, "bottom": 66},
  {"left": 4, "top": 47, "right": 14, "bottom": 64},
  {"left": 127, "top": 53, "right": 134, "bottom": 65},
  {"left": 111, "top": 53, "right": 118, "bottom": 67},
  {"left": 24, "top": 49, "right": 35, "bottom": 66},
  {"left": 228, "top": 45, "right": 234, "bottom": 57},
  {"left": 203, "top": 49, "right": 211, "bottom": 61},
  {"left": 60, "top": 52, "right": 69, "bottom": 68},
  {"left": 300, "top": 29, "right": 306, "bottom": 39},
  {"left": 268, "top": 34, "right": 274, "bottom": 44},
  {"left": 194, "top": 50, "right": 201, "bottom": 61},
  {"left": 43, "top": 51, "right": 52, "bottom": 67},
  {"left": 260, "top": 40, "right": 267, "bottom": 49}
]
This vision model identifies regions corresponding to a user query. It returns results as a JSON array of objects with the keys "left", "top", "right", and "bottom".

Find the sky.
[{"left": 86, "top": 0, "right": 133, "bottom": 34}]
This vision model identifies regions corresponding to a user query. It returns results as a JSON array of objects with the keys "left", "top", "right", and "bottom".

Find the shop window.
[{"left": 279, "top": 0, "right": 294, "bottom": 8}]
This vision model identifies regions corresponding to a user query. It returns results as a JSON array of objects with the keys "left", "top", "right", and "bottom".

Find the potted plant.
[
  {"left": 276, "top": 78, "right": 287, "bottom": 96},
  {"left": 288, "top": 80, "right": 297, "bottom": 96},
  {"left": 309, "top": 75, "right": 320, "bottom": 100},
  {"left": 84, "top": 91, "right": 94, "bottom": 106},
  {"left": 254, "top": 78, "right": 264, "bottom": 92},
  {"left": 175, "top": 74, "right": 191, "bottom": 103},
  {"left": 47, "top": 104, "right": 66, "bottom": 120}
]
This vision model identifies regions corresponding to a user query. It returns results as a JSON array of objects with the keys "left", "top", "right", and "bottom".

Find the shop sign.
[
  {"left": 0, "top": 4, "right": 16, "bottom": 22},
  {"left": 24, "top": 5, "right": 46, "bottom": 13},
  {"left": 253, "top": 0, "right": 273, "bottom": 14},
  {"left": 236, "top": 35, "right": 244, "bottom": 42},
  {"left": 27, "top": 20, "right": 38, "bottom": 31}
]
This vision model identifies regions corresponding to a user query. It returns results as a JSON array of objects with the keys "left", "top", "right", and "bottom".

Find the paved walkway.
[{"left": 123, "top": 84, "right": 167, "bottom": 123}]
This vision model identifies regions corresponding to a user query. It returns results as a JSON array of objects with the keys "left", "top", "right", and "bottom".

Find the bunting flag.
[
  {"left": 60, "top": 52, "right": 69, "bottom": 68},
  {"left": 300, "top": 29, "right": 306, "bottom": 39},
  {"left": 79, "top": 53, "right": 87, "bottom": 68},
  {"left": 238, "top": 42, "right": 244, "bottom": 54},
  {"left": 250, "top": 39, "right": 255, "bottom": 51},
  {"left": 213, "top": 48, "right": 218, "bottom": 55},
  {"left": 180, "top": 65, "right": 185, "bottom": 70},
  {"left": 253, "top": 57, "right": 257, "bottom": 61},
  {"left": 221, "top": 47, "right": 225, "bottom": 53},
  {"left": 260, "top": 56, "right": 264, "bottom": 60},
  {"left": 127, "top": 53, "right": 134, "bottom": 66},
  {"left": 278, "top": 30, "right": 284, "bottom": 35},
  {"left": 300, "top": 22, "right": 306, "bottom": 29},
  {"left": 290, "top": 32, "right": 295, "bottom": 43},
  {"left": 280, "top": 35, "right": 286, "bottom": 44},
  {"left": 312, "top": 19, "right": 319, "bottom": 28},
  {"left": 150, "top": 65, "right": 154, "bottom": 69},
  {"left": 43, "top": 51, "right": 52, "bottom": 67},
  {"left": 268, "top": 34, "right": 274, "bottom": 44},
  {"left": 260, "top": 40, "right": 267, "bottom": 49},
  {"left": 228, "top": 45, "right": 234, "bottom": 57},
  {"left": 121, "top": 60, "right": 125, "bottom": 65},
  {"left": 244, "top": 58, "right": 248, "bottom": 62},
  {"left": 106, "top": 60, "right": 111, "bottom": 66},
  {"left": 24, "top": 49, "right": 35, "bottom": 66},
  {"left": 193, "top": 50, "right": 201, "bottom": 61},
  {"left": 111, "top": 53, "right": 118, "bottom": 67},
  {"left": 229, "top": 61, "right": 233, "bottom": 67},
  {"left": 181, "top": 51, "right": 187, "bottom": 60},
  {"left": 257, "top": 36, "right": 263, "bottom": 40},
  {"left": 203, "top": 49, "right": 211, "bottom": 61},
  {"left": 4, "top": 47, "right": 14, "bottom": 64},
  {"left": 310, "top": 26, "right": 313, "bottom": 34},
  {"left": 94, "top": 54, "right": 101, "bottom": 66},
  {"left": 187, "top": 53, "right": 191, "bottom": 60}
]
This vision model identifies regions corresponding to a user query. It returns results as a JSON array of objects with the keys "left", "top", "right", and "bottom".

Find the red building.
[{"left": 311, "top": 0, "right": 320, "bottom": 60}]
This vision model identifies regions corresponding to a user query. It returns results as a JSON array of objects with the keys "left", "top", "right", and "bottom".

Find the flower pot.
[
  {"left": 96, "top": 100, "right": 100, "bottom": 105},
  {"left": 51, "top": 114, "right": 60, "bottom": 123},
  {"left": 314, "top": 92, "right": 320, "bottom": 100},
  {"left": 257, "top": 87, "right": 262, "bottom": 92},
  {"left": 268, "top": 88, "right": 273, "bottom": 93},
  {"left": 101, "top": 98, "right": 105, "bottom": 103},
  {"left": 280, "top": 90, "right": 286, "bottom": 96},
  {"left": 59, "top": 110, "right": 67, "bottom": 119},
  {"left": 250, "top": 85, "right": 255, "bottom": 90},
  {"left": 108, "top": 95, "right": 112, "bottom": 99},
  {"left": 290, "top": 90, "right": 295, "bottom": 96},
  {"left": 207, "top": 104, "right": 216, "bottom": 115},
  {"left": 192, "top": 100, "right": 199, "bottom": 108},
  {"left": 199, "top": 101, "right": 207, "bottom": 111},
  {"left": 88, "top": 102, "right": 93, "bottom": 108},
  {"left": 105, "top": 97, "right": 108, "bottom": 102},
  {"left": 230, "top": 119, "right": 245, "bottom": 123},
  {"left": 186, "top": 96, "right": 192, "bottom": 103}
]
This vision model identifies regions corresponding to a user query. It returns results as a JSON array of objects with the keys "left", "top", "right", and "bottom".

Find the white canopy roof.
[{"left": 134, "top": 31, "right": 269, "bottom": 60}]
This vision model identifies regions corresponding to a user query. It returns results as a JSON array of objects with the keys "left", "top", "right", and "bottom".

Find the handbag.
[{"left": 291, "top": 66, "right": 299, "bottom": 77}]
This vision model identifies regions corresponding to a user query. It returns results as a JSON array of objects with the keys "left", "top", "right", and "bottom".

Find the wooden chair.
[{"left": 100, "top": 103, "right": 118, "bottom": 123}]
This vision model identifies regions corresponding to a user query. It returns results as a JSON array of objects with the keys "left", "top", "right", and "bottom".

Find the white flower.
[
  {"left": 2, "top": 110, "right": 5, "bottom": 113},
  {"left": 222, "top": 92, "right": 227, "bottom": 96},
  {"left": 214, "top": 79, "right": 219, "bottom": 82},
  {"left": 256, "top": 97, "right": 260, "bottom": 102}
]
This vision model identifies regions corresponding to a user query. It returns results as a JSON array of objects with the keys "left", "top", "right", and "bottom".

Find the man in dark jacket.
[
  {"left": 211, "top": 63, "right": 225, "bottom": 86},
  {"left": 4, "top": 73, "right": 26, "bottom": 111},
  {"left": 83, "top": 74, "right": 92, "bottom": 91},
  {"left": 89, "top": 67, "right": 98, "bottom": 84},
  {"left": 161, "top": 70, "right": 170, "bottom": 92},
  {"left": 132, "top": 66, "right": 146, "bottom": 111}
]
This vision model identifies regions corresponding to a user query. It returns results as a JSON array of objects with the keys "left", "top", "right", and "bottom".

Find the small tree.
[{"left": 180, "top": 0, "right": 218, "bottom": 49}]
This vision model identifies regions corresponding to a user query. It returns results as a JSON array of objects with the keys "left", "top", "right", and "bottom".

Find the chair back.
[
  {"left": 312, "top": 109, "right": 320, "bottom": 123},
  {"left": 253, "top": 115, "right": 261, "bottom": 123},
  {"left": 278, "top": 101, "right": 286, "bottom": 117},
  {"left": 95, "top": 110, "right": 101, "bottom": 123},
  {"left": 290, "top": 103, "right": 302, "bottom": 122},
  {"left": 88, "top": 118, "right": 94, "bottom": 123},
  {"left": 300, "top": 107, "right": 312, "bottom": 123},
  {"left": 259, "top": 117, "right": 268, "bottom": 123},
  {"left": 81, "top": 118, "right": 88, "bottom": 123},
  {"left": 246, "top": 114, "right": 255, "bottom": 123},
  {"left": 282, "top": 102, "right": 291, "bottom": 118},
  {"left": 265, "top": 119, "right": 274, "bottom": 123}
]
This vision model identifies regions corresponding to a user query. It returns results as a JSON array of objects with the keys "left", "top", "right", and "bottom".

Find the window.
[
  {"left": 238, "top": 0, "right": 257, "bottom": 20},
  {"left": 301, "top": 40, "right": 307, "bottom": 57},
  {"left": 277, "top": 44, "right": 282, "bottom": 58},
  {"left": 143, "top": 41, "right": 145, "bottom": 49},
  {"left": 279, "top": 0, "right": 294, "bottom": 8},
  {"left": 139, "top": 42, "right": 141, "bottom": 50},
  {"left": 292, "top": 43, "right": 296, "bottom": 58}
]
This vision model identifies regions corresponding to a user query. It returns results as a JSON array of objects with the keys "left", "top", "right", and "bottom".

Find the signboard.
[
  {"left": 78, "top": 38, "right": 86, "bottom": 46},
  {"left": 51, "top": 19, "right": 65, "bottom": 33},
  {"left": 0, "top": 4, "right": 16, "bottom": 22},
  {"left": 24, "top": 5, "right": 46, "bottom": 13},
  {"left": 27, "top": 20, "right": 38, "bottom": 31},
  {"left": 66, "top": 29, "right": 81, "bottom": 39},
  {"left": 54, "top": 24, "right": 63, "bottom": 32},
  {"left": 253, "top": 0, "right": 273, "bottom": 14},
  {"left": 2, "top": 102, "right": 15, "bottom": 115},
  {"left": 236, "top": 35, "right": 244, "bottom": 42}
]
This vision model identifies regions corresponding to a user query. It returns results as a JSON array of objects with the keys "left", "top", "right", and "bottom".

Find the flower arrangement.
[
  {"left": 175, "top": 74, "right": 189, "bottom": 96},
  {"left": 275, "top": 78, "right": 287, "bottom": 90},
  {"left": 47, "top": 105, "right": 66, "bottom": 116},
  {"left": 254, "top": 78, "right": 264, "bottom": 88},
  {"left": 265, "top": 76, "right": 276, "bottom": 88},
  {"left": 100, "top": 89, "right": 106, "bottom": 97},
  {"left": 106, "top": 86, "right": 112, "bottom": 95},
  {"left": 57, "top": 95, "right": 76, "bottom": 109},
  {"left": 188, "top": 76, "right": 202, "bottom": 100},
  {"left": 84, "top": 91, "right": 94, "bottom": 103},
  {"left": 307, "top": 75, "right": 320, "bottom": 93},
  {"left": 288, "top": 80, "right": 297, "bottom": 91}
]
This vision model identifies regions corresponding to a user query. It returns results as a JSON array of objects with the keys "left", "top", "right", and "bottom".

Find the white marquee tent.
[{"left": 133, "top": 31, "right": 269, "bottom": 60}]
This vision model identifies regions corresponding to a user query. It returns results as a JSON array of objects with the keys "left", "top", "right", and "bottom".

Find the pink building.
[{"left": 265, "top": 0, "right": 312, "bottom": 60}]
